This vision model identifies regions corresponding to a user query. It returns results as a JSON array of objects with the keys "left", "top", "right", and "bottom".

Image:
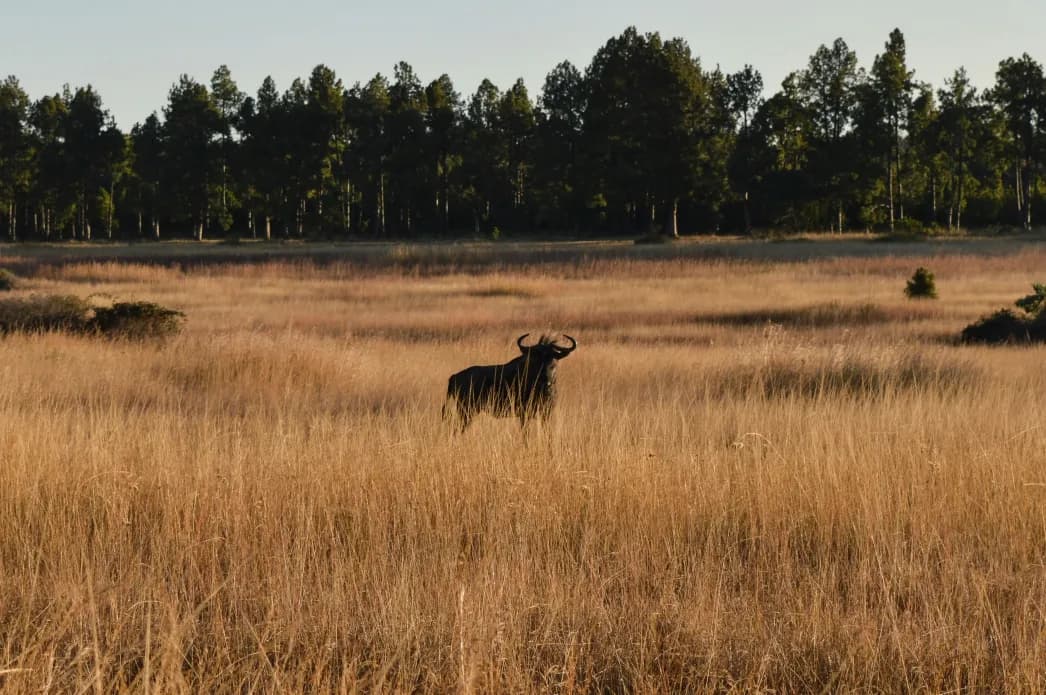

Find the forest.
[{"left": 0, "top": 26, "right": 1044, "bottom": 241}]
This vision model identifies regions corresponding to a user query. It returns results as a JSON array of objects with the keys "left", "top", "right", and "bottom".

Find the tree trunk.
[
  {"left": 1024, "top": 168, "right": 1033, "bottom": 230},
  {"left": 349, "top": 180, "right": 357, "bottom": 234},
  {"left": 442, "top": 163, "right": 450, "bottom": 234},
  {"left": 896, "top": 135, "right": 905, "bottom": 222},
  {"left": 107, "top": 180, "right": 115, "bottom": 239},
  {"left": 1016, "top": 162, "right": 1023, "bottom": 213},
  {"left": 664, "top": 198, "right": 679, "bottom": 238},
  {"left": 221, "top": 162, "right": 227, "bottom": 229},
  {"left": 887, "top": 161, "right": 895, "bottom": 232},
  {"left": 743, "top": 191, "right": 752, "bottom": 234},
  {"left": 379, "top": 176, "right": 386, "bottom": 237},
  {"left": 83, "top": 191, "right": 91, "bottom": 241},
  {"left": 264, "top": 215, "right": 271, "bottom": 241},
  {"left": 931, "top": 174, "right": 937, "bottom": 221}
]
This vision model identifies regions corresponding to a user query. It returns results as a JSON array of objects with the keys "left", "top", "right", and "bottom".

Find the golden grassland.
[{"left": 1, "top": 237, "right": 1044, "bottom": 692}]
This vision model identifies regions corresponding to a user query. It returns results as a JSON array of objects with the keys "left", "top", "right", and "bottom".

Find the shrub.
[
  {"left": 0, "top": 269, "right": 19, "bottom": 291},
  {"left": 0, "top": 294, "right": 92, "bottom": 334},
  {"left": 897, "top": 218, "right": 928, "bottom": 235},
  {"left": 905, "top": 267, "right": 938, "bottom": 299},
  {"left": 0, "top": 295, "right": 185, "bottom": 341},
  {"left": 961, "top": 283, "right": 1046, "bottom": 344},
  {"left": 961, "top": 309, "right": 1038, "bottom": 344},
  {"left": 89, "top": 301, "right": 185, "bottom": 340}
]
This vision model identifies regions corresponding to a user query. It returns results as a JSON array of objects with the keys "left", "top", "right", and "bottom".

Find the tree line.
[{"left": 0, "top": 27, "right": 1044, "bottom": 242}]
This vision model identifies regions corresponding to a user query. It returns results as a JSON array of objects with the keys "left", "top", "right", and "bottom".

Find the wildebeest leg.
[{"left": 457, "top": 401, "right": 474, "bottom": 433}]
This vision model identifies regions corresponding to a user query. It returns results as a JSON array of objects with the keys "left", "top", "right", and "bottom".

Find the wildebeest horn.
[
  {"left": 554, "top": 334, "right": 577, "bottom": 356},
  {"left": 517, "top": 333, "right": 532, "bottom": 351}
]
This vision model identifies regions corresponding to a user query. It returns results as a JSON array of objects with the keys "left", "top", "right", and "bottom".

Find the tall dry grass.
[{"left": 1, "top": 240, "right": 1044, "bottom": 692}]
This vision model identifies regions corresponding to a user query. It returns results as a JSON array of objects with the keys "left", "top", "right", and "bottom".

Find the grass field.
[{"left": 1, "top": 237, "right": 1044, "bottom": 692}]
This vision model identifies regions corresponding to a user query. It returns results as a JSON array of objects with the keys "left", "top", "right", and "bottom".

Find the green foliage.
[
  {"left": 2, "top": 32, "right": 1046, "bottom": 239},
  {"left": 905, "top": 267, "right": 938, "bottom": 299},
  {"left": 0, "top": 268, "right": 19, "bottom": 291},
  {"left": 0, "top": 295, "right": 184, "bottom": 340},
  {"left": 583, "top": 27, "right": 731, "bottom": 235},
  {"left": 1014, "top": 283, "right": 1046, "bottom": 315},
  {"left": 896, "top": 218, "right": 934, "bottom": 235}
]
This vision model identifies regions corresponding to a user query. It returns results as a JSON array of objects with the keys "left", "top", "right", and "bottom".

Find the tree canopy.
[{"left": 0, "top": 27, "right": 1044, "bottom": 241}]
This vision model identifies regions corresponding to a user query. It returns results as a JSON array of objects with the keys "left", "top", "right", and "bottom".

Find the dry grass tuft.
[
  {"left": 698, "top": 301, "right": 900, "bottom": 328},
  {"left": 710, "top": 342, "right": 980, "bottom": 399}
]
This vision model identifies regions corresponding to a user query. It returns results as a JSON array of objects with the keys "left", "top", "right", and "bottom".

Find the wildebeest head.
[
  {"left": 444, "top": 333, "right": 577, "bottom": 431},
  {"left": 515, "top": 332, "right": 577, "bottom": 367}
]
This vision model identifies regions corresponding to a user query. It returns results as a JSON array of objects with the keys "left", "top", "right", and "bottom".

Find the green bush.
[
  {"left": 0, "top": 269, "right": 19, "bottom": 291},
  {"left": 905, "top": 267, "right": 938, "bottom": 299},
  {"left": 90, "top": 301, "right": 185, "bottom": 340},
  {"left": 1014, "top": 283, "right": 1046, "bottom": 315},
  {"left": 897, "top": 218, "right": 927, "bottom": 235}
]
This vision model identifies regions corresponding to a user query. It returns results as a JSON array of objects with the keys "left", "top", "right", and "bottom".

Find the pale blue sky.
[{"left": 2, "top": 0, "right": 1042, "bottom": 129}]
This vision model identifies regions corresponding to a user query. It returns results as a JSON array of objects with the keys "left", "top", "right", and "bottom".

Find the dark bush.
[
  {"left": 905, "top": 267, "right": 938, "bottom": 299},
  {"left": 0, "top": 295, "right": 184, "bottom": 341},
  {"left": 960, "top": 309, "right": 1038, "bottom": 344},
  {"left": 90, "top": 301, "right": 185, "bottom": 340},
  {"left": 0, "top": 294, "right": 92, "bottom": 333},
  {"left": 961, "top": 284, "right": 1046, "bottom": 344}
]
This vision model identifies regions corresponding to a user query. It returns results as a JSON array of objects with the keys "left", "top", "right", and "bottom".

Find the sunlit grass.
[{"left": 0, "top": 240, "right": 1044, "bottom": 692}]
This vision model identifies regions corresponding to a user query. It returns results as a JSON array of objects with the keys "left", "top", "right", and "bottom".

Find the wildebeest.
[{"left": 443, "top": 333, "right": 577, "bottom": 431}]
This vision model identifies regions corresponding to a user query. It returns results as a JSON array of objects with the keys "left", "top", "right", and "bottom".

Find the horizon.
[{"left": 3, "top": 0, "right": 1044, "bottom": 130}]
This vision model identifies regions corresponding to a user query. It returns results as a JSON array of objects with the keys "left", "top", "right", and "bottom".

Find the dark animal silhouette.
[{"left": 443, "top": 333, "right": 577, "bottom": 431}]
